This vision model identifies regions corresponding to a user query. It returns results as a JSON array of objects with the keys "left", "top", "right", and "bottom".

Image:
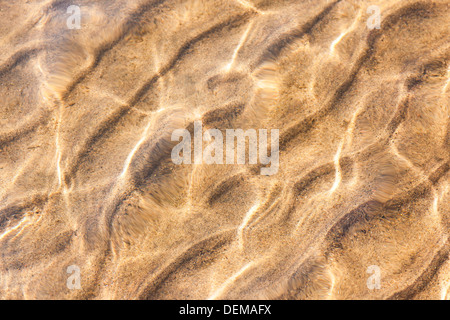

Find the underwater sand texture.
[{"left": 0, "top": 0, "right": 449, "bottom": 299}]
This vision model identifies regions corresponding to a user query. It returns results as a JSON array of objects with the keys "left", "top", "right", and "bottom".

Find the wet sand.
[{"left": 0, "top": 0, "right": 449, "bottom": 299}]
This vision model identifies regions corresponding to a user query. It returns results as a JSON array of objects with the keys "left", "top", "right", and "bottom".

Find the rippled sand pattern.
[{"left": 0, "top": 0, "right": 449, "bottom": 299}]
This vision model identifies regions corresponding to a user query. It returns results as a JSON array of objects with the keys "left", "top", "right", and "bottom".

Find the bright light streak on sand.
[
  {"left": 118, "top": 49, "right": 164, "bottom": 180},
  {"left": 36, "top": 59, "right": 45, "bottom": 75},
  {"left": 117, "top": 106, "right": 168, "bottom": 182},
  {"left": 442, "top": 66, "right": 450, "bottom": 94},
  {"left": 391, "top": 143, "right": 444, "bottom": 224},
  {"left": 37, "top": 58, "right": 64, "bottom": 189},
  {"left": 433, "top": 190, "right": 439, "bottom": 217},
  {"left": 208, "top": 261, "right": 255, "bottom": 300},
  {"left": 329, "top": 107, "right": 361, "bottom": 194},
  {"left": 10, "top": 213, "right": 42, "bottom": 242},
  {"left": 55, "top": 106, "right": 63, "bottom": 187},
  {"left": 238, "top": 202, "right": 260, "bottom": 249},
  {"left": 119, "top": 119, "right": 153, "bottom": 180},
  {"left": 0, "top": 215, "right": 32, "bottom": 242},
  {"left": 441, "top": 281, "right": 450, "bottom": 300},
  {"left": 225, "top": 21, "right": 254, "bottom": 72},
  {"left": 330, "top": 138, "right": 345, "bottom": 194},
  {"left": 390, "top": 143, "right": 416, "bottom": 172},
  {"left": 327, "top": 270, "right": 336, "bottom": 300},
  {"left": 235, "top": 0, "right": 262, "bottom": 14},
  {"left": 38, "top": 56, "right": 65, "bottom": 188},
  {"left": 330, "top": 11, "right": 361, "bottom": 54}
]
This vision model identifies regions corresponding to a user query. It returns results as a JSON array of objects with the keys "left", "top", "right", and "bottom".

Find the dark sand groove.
[
  {"left": 137, "top": 229, "right": 235, "bottom": 299},
  {"left": 59, "top": 0, "right": 168, "bottom": 100},
  {"left": 388, "top": 239, "right": 450, "bottom": 300},
  {"left": 0, "top": 47, "right": 44, "bottom": 79},
  {"left": 0, "top": 109, "right": 50, "bottom": 146},
  {"left": 253, "top": 0, "right": 342, "bottom": 68}
]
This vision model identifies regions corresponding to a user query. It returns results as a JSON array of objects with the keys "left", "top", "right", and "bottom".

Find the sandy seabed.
[{"left": 0, "top": 0, "right": 448, "bottom": 299}]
